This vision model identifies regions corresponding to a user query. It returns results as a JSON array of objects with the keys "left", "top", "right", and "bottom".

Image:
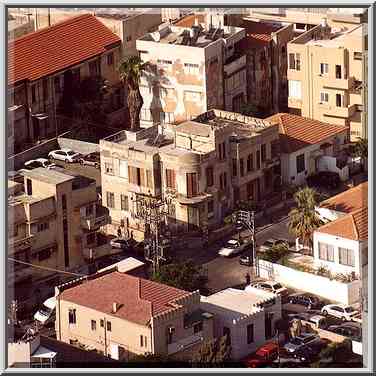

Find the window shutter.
[
  {"left": 187, "top": 174, "right": 193, "bottom": 197},
  {"left": 146, "top": 170, "right": 153, "bottom": 188},
  {"left": 140, "top": 168, "right": 146, "bottom": 187}
]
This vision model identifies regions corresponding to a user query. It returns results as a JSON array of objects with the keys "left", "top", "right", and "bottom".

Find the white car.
[
  {"left": 48, "top": 149, "right": 81, "bottom": 163},
  {"left": 218, "top": 239, "right": 247, "bottom": 257},
  {"left": 34, "top": 296, "right": 56, "bottom": 325},
  {"left": 321, "top": 304, "right": 359, "bottom": 322},
  {"left": 24, "top": 158, "right": 57, "bottom": 170},
  {"left": 247, "top": 280, "right": 289, "bottom": 297}
]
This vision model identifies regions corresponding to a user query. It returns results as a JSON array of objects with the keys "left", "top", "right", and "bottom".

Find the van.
[{"left": 33, "top": 296, "right": 56, "bottom": 325}]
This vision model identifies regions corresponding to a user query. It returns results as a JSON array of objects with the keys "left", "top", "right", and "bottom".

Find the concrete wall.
[
  {"left": 258, "top": 259, "right": 360, "bottom": 304},
  {"left": 58, "top": 138, "right": 99, "bottom": 155},
  {"left": 317, "top": 155, "right": 349, "bottom": 181}
]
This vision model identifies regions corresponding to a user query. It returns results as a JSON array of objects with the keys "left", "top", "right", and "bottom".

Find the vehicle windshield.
[
  {"left": 273, "top": 283, "right": 283, "bottom": 289},
  {"left": 67, "top": 151, "right": 76, "bottom": 156},
  {"left": 344, "top": 307, "right": 356, "bottom": 313}
]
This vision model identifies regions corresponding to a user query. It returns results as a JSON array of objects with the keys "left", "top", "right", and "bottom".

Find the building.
[
  {"left": 8, "top": 14, "right": 35, "bottom": 40},
  {"left": 239, "top": 20, "right": 294, "bottom": 115},
  {"left": 266, "top": 113, "right": 349, "bottom": 186},
  {"left": 95, "top": 10, "right": 162, "bottom": 58},
  {"left": 8, "top": 14, "right": 123, "bottom": 155},
  {"left": 200, "top": 286, "right": 282, "bottom": 360},
  {"left": 100, "top": 109, "right": 280, "bottom": 240},
  {"left": 55, "top": 270, "right": 214, "bottom": 361},
  {"left": 8, "top": 167, "right": 110, "bottom": 286},
  {"left": 135, "top": 22, "right": 247, "bottom": 126},
  {"left": 313, "top": 182, "right": 368, "bottom": 277},
  {"left": 286, "top": 21, "right": 363, "bottom": 141}
]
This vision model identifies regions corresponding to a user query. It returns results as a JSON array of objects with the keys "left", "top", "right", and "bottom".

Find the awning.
[
  {"left": 32, "top": 113, "right": 49, "bottom": 120},
  {"left": 31, "top": 345, "right": 57, "bottom": 359}
]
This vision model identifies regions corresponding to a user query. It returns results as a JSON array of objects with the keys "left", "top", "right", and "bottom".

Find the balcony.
[
  {"left": 176, "top": 193, "right": 211, "bottom": 205},
  {"left": 224, "top": 54, "right": 246, "bottom": 77},
  {"left": 167, "top": 332, "right": 204, "bottom": 355},
  {"left": 322, "top": 104, "right": 357, "bottom": 118},
  {"left": 9, "top": 235, "right": 34, "bottom": 252},
  {"left": 80, "top": 207, "right": 110, "bottom": 231},
  {"left": 321, "top": 76, "right": 355, "bottom": 91}
]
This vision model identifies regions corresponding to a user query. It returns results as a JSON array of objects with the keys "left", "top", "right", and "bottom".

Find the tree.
[
  {"left": 152, "top": 260, "right": 208, "bottom": 293},
  {"left": 352, "top": 137, "right": 368, "bottom": 172},
  {"left": 288, "top": 187, "right": 324, "bottom": 251},
  {"left": 193, "top": 336, "right": 231, "bottom": 367},
  {"left": 119, "top": 56, "right": 149, "bottom": 131}
]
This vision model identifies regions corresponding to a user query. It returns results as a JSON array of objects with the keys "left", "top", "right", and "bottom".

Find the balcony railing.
[
  {"left": 167, "top": 332, "right": 204, "bottom": 355},
  {"left": 9, "top": 235, "right": 34, "bottom": 251},
  {"left": 81, "top": 207, "right": 110, "bottom": 231}
]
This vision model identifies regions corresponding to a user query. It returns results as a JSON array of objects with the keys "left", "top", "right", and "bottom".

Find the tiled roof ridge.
[
  {"left": 349, "top": 212, "right": 359, "bottom": 240},
  {"left": 9, "top": 13, "right": 92, "bottom": 45}
]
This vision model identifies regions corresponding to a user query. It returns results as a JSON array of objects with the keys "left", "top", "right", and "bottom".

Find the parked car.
[
  {"left": 248, "top": 280, "right": 289, "bottom": 297},
  {"left": 218, "top": 239, "right": 248, "bottom": 257},
  {"left": 48, "top": 149, "right": 81, "bottom": 163},
  {"left": 283, "top": 333, "right": 321, "bottom": 354},
  {"left": 79, "top": 152, "right": 100, "bottom": 168},
  {"left": 239, "top": 254, "right": 253, "bottom": 266},
  {"left": 243, "top": 342, "right": 279, "bottom": 368},
  {"left": 259, "top": 238, "right": 290, "bottom": 253},
  {"left": 34, "top": 296, "right": 56, "bottom": 325},
  {"left": 24, "top": 158, "right": 57, "bottom": 170},
  {"left": 288, "top": 293, "right": 324, "bottom": 309},
  {"left": 287, "top": 313, "right": 328, "bottom": 329},
  {"left": 321, "top": 304, "right": 359, "bottom": 322},
  {"left": 292, "top": 339, "right": 328, "bottom": 363},
  {"left": 110, "top": 238, "right": 133, "bottom": 251},
  {"left": 327, "top": 323, "right": 362, "bottom": 340},
  {"left": 306, "top": 171, "right": 340, "bottom": 189}
]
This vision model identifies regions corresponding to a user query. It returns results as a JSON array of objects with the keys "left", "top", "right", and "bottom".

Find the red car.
[{"left": 243, "top": 342, "right": 279, "bottom": 368}]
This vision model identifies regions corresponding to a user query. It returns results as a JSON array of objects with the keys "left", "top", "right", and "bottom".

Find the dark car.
[
  {"left": 288, "top": 293, "right": 324, "bottom": 309},
  {"left": 306, "top": 171, "right": 340, "bottom": 189},
  {"left": 292, "top": 339, "right": 328, "bottom": 363},
  {"left": 327, "top": 323, "right": 362, "bottom": 340},
  {"left": 79, "top": 152, "right": 100, "bottom": 168},
  {"left": 239, "top": 254, "right": 253, "bottom": 266}
]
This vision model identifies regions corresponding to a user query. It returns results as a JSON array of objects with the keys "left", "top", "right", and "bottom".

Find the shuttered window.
[
  {"left": 128, "top": 166, "right": 144, "bottom": 186},
  {"left": 166, "top": 169, "right": 176, "bottom": 189},
  {"left": 186, "top": 173, "right": 197, "bottom": 198},
  {"left": 146, "top": 170, "right": 153, "bottom": 188},
  {"left": 206, "top": 167, "right": 214, "bottom": 187}
]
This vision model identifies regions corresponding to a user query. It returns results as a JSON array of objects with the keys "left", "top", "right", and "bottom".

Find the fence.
[{"left": 257, "top": 259, "right": 360, "bottom": 305}]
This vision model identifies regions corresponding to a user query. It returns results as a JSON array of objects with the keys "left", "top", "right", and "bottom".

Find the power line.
[{"left": 8, "top": 258, "right": 87, "bottom": 277}]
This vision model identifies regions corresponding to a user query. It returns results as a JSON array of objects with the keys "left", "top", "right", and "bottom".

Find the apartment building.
[
  {"left": 8, "top": 168, "right": 110, "bottom": 286},
  {"left": 55, "top": 270, "right": 214, "bottom": 361},
  {"left": 95, "top": 10, "right": 162, "bottom": 58},
  {"left": 286, "top": 20, "right": 364, "bottom": 140},
  {"left": 8, "top": 14, "right": 122, "bottom": 154},
  {"left": 135, "top": 22, "right": 247, "bottom": 126},
  {"left": 100, "top": 109, "right": 280, "bottom": 240}
]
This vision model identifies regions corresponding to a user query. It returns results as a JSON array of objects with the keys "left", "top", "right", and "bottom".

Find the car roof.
[
  {"left": 36, "top": 158, "right": 49, "bottom": 163},
  {"left": 228, "top": 239, "right": 239, "bottom": 244}
]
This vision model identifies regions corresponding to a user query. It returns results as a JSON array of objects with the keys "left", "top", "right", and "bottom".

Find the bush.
[
  {"left": 259, "top": 243, "right": 289, "bottom": 263},
  {"left": 316, "top": 265, "right": 331, "bottom": 278}
]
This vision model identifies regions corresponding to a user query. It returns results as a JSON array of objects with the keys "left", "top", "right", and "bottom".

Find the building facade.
[
  {"left": 135, "top": 22, "right": 247, "bottom": 126},
  {"left": 286, "top": 21, "right": 363, "bottom": 141},
  {"left": 55, "top": 271, "right": 214, "bottom": 361},
  {"left": 100, "top": 109, "right": 280, "bottom": 240},
  {"left": 8, "top": 168, "right": 110, "bottom": 286}
]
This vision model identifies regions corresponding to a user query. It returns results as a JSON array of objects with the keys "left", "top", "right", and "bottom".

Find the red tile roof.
[
  {"left": 240, "top": 20, "right": 282, "bottom": 48},
  {"left": 266, "top": 113, "right": 349, "bottom": 153},
  {"left": 8, "top": 14, "right": 121, "bottom": 85},
  {"left": 60, "top": 272, "right": 192, "bottom": 325}
]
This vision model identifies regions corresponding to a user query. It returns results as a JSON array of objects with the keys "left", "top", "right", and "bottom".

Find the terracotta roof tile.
[
  {"left": 60, "top": 272, "right": 191, "bottom": 325},
  {"left": 174, "top": 14, "right": 205, "bottom": 28},
  {"left": 265, "top": 113, "right": 349, "bottom": 153},
  {"left": 8, "top": 14, "right": 121, "bottom": 85}
]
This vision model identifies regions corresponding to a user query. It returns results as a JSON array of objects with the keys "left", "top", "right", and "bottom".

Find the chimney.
[{"left": 112, "top": 302, "right": 118, "bottom": 313}]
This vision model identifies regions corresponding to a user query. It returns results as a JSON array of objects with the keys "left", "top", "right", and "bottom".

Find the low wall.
[
  {"left": 57, "top": 137, "right": 99, "bottom": 155},
  {"left": 258, "top": 259, "right": 360, "bottom": 305}
]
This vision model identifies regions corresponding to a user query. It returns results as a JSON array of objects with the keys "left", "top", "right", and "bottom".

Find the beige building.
[
  {"left": 8, "top": 14, "right": 123, "bottom": 155},
  {"left": 136, "top": 21, "right": 247, "bottom": 126},
  {"left": 286, "top": 20, "right": 364, "bottom": 141},
  {"left": 8, "top": 167, "right": 110, "bottom": 286},
  {"left": 100, "top": 109, "right": 280, "bottom": 240},
  {"left": 55, "top": 270, "right": 214, "bottom": 361}
]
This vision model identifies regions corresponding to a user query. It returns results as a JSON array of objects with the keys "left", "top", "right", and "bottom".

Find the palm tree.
[
  {"left": 288, "top": 187, "right": 324, "bottom": 252},
  {"left": 119, "top": 56, "right": 148, "bottom": 131}
]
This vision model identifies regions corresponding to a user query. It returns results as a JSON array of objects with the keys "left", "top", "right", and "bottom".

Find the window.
[
  {"left": 261, "top": 144, "right": 267, "bottom": 162},
  {"left": 207, "top": 200, "right": 214, "bottom": 217},
  {"left": 256, "top": 151, "right": 261, "bottom": 170},
  {"left": 126, "top": 35, "right": 132, "bottom": 42},
  {"left": 105, "top": 161, "right": 114, "bottom": 174},
  {"left": 335, "top": 65, "right": 342, "bottom": 79},
  {"left": 38, "top": 248, "right": 52, "bottom": 261},
  {"left": 296, "top": 154, "right": 305, "bottom": 174},
  {"left": 140, "top": 335, "right": 144, "bottom": 347},
  {"left": 107, "top": 53, "right": 114, "bottom": 66},
  {"left": 339, "top": 247, "right": 355, "bottom": 267},
  {"left": 271, "top": 140, "right": 280, "bottom": 158},
  {"left": 166, "top": 169, "right": 176, "bottom": 189},
  {"left": 318, "top": 242, "right": 334, "bottom": 262},
  {"left": 62, "top": 194, "right": 67, "bottom": 211},
  {"left": 232, "top": 159, "right": 237, "bottom": 177},
  {"left": 193, "top": 322, "right": 203, "bottom": 334},
  {"left": 247, "top": 182, "right": 254, "bottom": 199},
  {"left": 247, "top": 154, "right": 254, "bottom": 172},
  {"left": 54, "top": 76, "right": 61, "bottom": 93},
  {"left": 157, "top": 59, "right": 172, "bottom": 65},
  {"left": 167, "top": 327, "right": 175, "bottom": 344},
  {"left": 37, "top": 222, "right": 49, "bottom": 232},
  {"left": 100, "top": 319, "right": 104, "bottom": 327},
  {"left": 218, "top": 142, "right": 226, "bottom": 160},
  {"left": 128, "top": 166, "right": 144, "bottom": 186},
  {"left": 354, "top": 52, "right": 362, "bottom": 61},
  {"left": 320, "top": 63, "right": 329, "bottom": 75},
  {"left": 106, "top": 321, "right": 112, "bottom": 331},
  {"left": 288, "top": 80, "right": 302, "bottom": 99},
  {"left": 43, "top": 79, "right": 48, "bottom": 99},
  {"left": 160, "top": 111, "right": 174, "bottom": 124},
  {"left": 223, "top": 327, "right": 231, "bottom": 345},
  {"left": 106, "top": 192, "right": 115, "bottom": 208},
  {"left": 186, "top": 173, "right": 198, "bottom": 198},
  {"left": 184, "top": 63, "right": 199, "bottom": 74},
  {"left": 289, "top": 53, "right": 301, "bottom": 70},
  {"left": 68, "top": 309, "right": 76, "bottom": 324},
  {"left": 336, "top": 94, "right": 342, "bottom": 107},
  {"left": 320, "top": 92, "right": 329, "bottom": 103},
  {"left": 121, "top": 195, "right": 128, "bottom": 211},
  {"left": 206, "top": 167, "right": 214, "bottom": 187},
  {"left": 31, "top": 85, "right": 36, "bottom": 103},
  {"left": 247, "top": 324, "right": 254, "bottom": 344},
  {"left": 91, "top": 320, "right": 97, "bottom": 331},
  {"left": 119, "top": 160, "right": 128, "bottom": 179},
  {"left": 239, "top": 159, "right": 244, "bottom": 177},
  {"left": 295, "top": 23, "right": 306, "bottom": 31},
  {"left": 89, "top": 60, "right": 100, "bottom": 76}
]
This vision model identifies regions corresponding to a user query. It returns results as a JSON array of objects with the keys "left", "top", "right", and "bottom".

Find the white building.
[
  {"left": 136, "top": 22, "right": 247, "bottom": 126},
  {"left": 266, "top": 113, "right": 349, "bottom": 186},
  {"left": 200, "top": 287, "right": 282, "bottom": 361},
  {"left": 314, "top": 182, "right": 368, "bottom": 276}
]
